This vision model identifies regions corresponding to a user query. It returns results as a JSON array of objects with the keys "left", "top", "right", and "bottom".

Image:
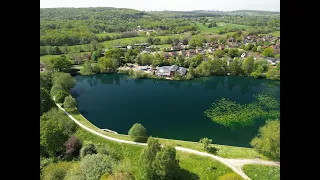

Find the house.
[
  {"left": 177, "top": 67, "right": 187, "bottom": 76},
  {"left": 127, "top": 45, "right": 132, "bottom": 49},
  {"left": 169, "top": 51, "right": 178, "bottom": 57},
  {"left": 163, "top": 52, "right": 171, "bottom": 59},
  {"left": 196, "top": 47, "right": 205, "bottom": 54},
  {"left": 186, "top": 49, "right": 196, "bottom": 57},
  {"left": 155, "top": 65, "right": 187, "bottom": 77},
  {"left": 171, "top": 46, "right": 181, "bottom": 51},
  {"left": 156, "top": 65, "right": 179, "bottom": 77},
  {"left": 266, "top": 57, "right": 280, "bottom": 66},
  {"left": 218, "top": 45, "right": 225, "bottom": 50}
]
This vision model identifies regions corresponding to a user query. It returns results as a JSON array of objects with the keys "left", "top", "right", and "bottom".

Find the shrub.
[
  {"left": 64, "top": 163, "right": 85, "bottom": 180},
  {"left": 40, "top": 88, "right": 55, "bottom": 115},
  {"left": 80, "top": 143, "right": 97, "bottom": 158},
  {"left": 41, "top": 161, "right": 74, "bottom": 180},
  {"left": 108, "top": 172, "right": 134, "bottom": 180},
  {"left": 55, "top": 90, "right": 70, "bottom": 103},
  {"left": 128, "top": 123, "right": 147, "bottom": 142},
  {"left": 64, "top": 95, "right": 78, "bottom": 108},
  {"left": 80, "top": 154, "right": 116, "bottom": 180},
  {"left": 266, "top": 69, "right": 280, "bottom": 80},
  {"left": 199, "top": 137, "right": 212, "bottom": 152},
  {"left": 64, "top": 135, "right": 82, "bottom": 158}
]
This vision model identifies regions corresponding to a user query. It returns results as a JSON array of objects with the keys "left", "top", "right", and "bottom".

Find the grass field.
[
  {"left": 95, "top": 32, "right": 121, "bottom": 38},
  {"left": 40, "top": 52, "right": 90, "bottom": 62},
  {"left": 242, "top": 164, "right": 280, "bottom": 180},
  {"left": 271, "top": 31, "right": 280, "bottom": 37},
  {"left": 65, "top": 107, "right": 268, "bottom": 160},
  {"left": 75, "top": 125, "right": 239, "bottom": 180},
  {"left": 197, "top": 23, "right": 250, "bottom": 34}
]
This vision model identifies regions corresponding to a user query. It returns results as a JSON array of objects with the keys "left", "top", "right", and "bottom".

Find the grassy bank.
[
  {"left": 75, "top": 125, "right": 241, "bottom": 180},
  {"left": 242, "top": 164, "right": 280, "bottom": 180},
  {"left": 40, "top": 52, "right": 90, "bottom": 62},
  {"left": 196, "top": 23, "right": 249, "bottom": 33},
  {"left": 65, "top": 107, "right": 268, "bottom": 160}
]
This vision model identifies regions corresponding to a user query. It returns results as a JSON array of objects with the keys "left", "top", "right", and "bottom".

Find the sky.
[{"left": 40, "top": 0, "right": 280, "bottom": 12}]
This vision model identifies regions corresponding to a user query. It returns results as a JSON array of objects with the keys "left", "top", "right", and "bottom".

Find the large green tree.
[
  {"left": 40, "top": 88, "right": 55, "bottom": 115},
  {"left": 52, "top": 72, "right": 76, "bottom": 90},
  {"left": 241, "top": 57, "right": 255, "bottom": 75},
  {"left": 64, "top": 96, "right": 78, "bottom": 108},
  {"left": 128, "top": 123, "right": 147, "bottom": 142},
  {"left": 229, "top": 58, "right": 243, "bottom": 75},
  {"left": 262, "top": 47, "right": 274, "bottom": 57},
  {"left": 250, "top": 120, "right": 280, "bottom": 160},
  {"left": 266, "top": 69, "right": 280, "bottom": 80},
  {"left": 139, "top": 138, "right": 180, "bottom": 180},
  {"left": 80, "top": 61, "right": 95, "bottom": 75}
]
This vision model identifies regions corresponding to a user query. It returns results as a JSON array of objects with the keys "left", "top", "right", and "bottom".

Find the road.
[{"left": 56, "top": 104, "right": 279, "bottom": 180}]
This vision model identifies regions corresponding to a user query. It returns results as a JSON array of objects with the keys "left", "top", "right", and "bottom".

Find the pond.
[{"left": 72, "top": 74, "right": 280, "bottom": 147}]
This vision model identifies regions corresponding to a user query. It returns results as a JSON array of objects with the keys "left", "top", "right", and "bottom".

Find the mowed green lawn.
[
  {"left": 197, "top": 22, "right": 250, "bottom": 33},
  {"left": 271, "top": 31, "right": 280, "bottom": 37},
  {"left": 242, "top": 164, "right": 280, "bottom": 180},
  {"left": 40, "top": 52, "right": 90, "bottom": 62}
]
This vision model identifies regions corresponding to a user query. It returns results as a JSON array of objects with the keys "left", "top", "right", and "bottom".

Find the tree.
[
  {"left": 48, "top": 55, "right": 72, "bottom": 72},
  {"left": 213, "top": 50, "right": 226, "bottom": 58},
  {"left": 64, "top": 135, "right": 82, "bottom": 158},
  {"left": 80, "top": 143, "right": 97, "bottom": 158},
  {"left": 199, "top": 137, "right": 212, "bottom": 152},
  {"left": 244, "top": 43, "right": 254, "bottom": 51},
  {"left": 276, "top": 62, "right": 280, "bottom": 70},
  {"left": 228, "top": 48, "right": 241, "bottom": 58},
  {"left": 128, "top": 123, "right": 147, "bottom": 142},
  {"left": 266, "top": 69, "right": 280, "bottom": 80},
  {"left": 40, "top": 71, "right": 53, "bottom": 91},
  {"left": 80, "top": 154, "right": 116, "bottom": 180},
  {"left": 152, "top": 146, "right": 180, "bottom": 180},
  {"left": 55, "top": 90, "right": 70, "bottom": 103},
  {"left": 40, "top": 115, "right": 69, "bottom": 156},
  {"left": 207, "top": 22, "right": 213, "bottom": 28},
  {"left": 52, "top": 72, "right": 76, "bottom": 90},
  {"left": 50, "top": 85, "right": 64, "bottom": 97},
  {"left": 189, "top": 35, "right": 205, "bottom": 48},
  {"left": 139, "top": 138, "right": 180, "bottom": 180},
  {"left": 105, "top": 48, "right": 123, "bottom": 60},
  {"left": 180, "top": 37, "right": 189, "bottom": 45},
  {"left": 257, "top": 46, "right": 262, "bottom": 52},
  {"left": 41, "top": 161, "right": 73, "bottom": 180},
  {"left": 250, "top": 120, "right": 280, "bottom": 160},
  {"left": 80, "top": 61, "right": 95, "bottom": 75},
  {"left": 40, "top": 88, "right": 56, "bottom": 115},
  {"left": 98, "top": 57, "right": 114, "bottom": 73},
  {"left": 236, "top": 36, "right": 243, "bottom": 42},
  {"left": 241, "top": 57, "right": 254, "bottom": 75},
  {"left": 229, "top": 58, "right": 243, "bottom": 75},
  {"left": 92, "top": 51, "right": 101, "bottom": 61},
  {"left": 262, "top": 47, "right": 274, "bottom": 57},
  {"left": 64, "top": 95, "right": 78, "bottom": 108}
]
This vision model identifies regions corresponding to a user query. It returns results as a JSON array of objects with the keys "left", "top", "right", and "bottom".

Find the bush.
[
  {"left": 55, "top": 90, "right": 70, "bottom": 103},
  {"left": 108, "top": 172, "right": 135, "bottom": 180},
  {"left": 199, "top": 137, "right": 212, "bottom": 152},
  {"left": 64, "top": 95, "right": 78, "bottom": 108},
  {"left": 250, "top": 72, "right": 264, "bottom": 79},
  {"left": 266, "top": 69, "right": 280, "bottom": 80},
  {"left": 80, "top": 143, "right": 97, "bottom": 158},
  {"left": 218, "top": 173, "right": 243, "bottom": 180},
  {"left": 128, "top": 123, "right": 147, "bottom": 142},
  {"left": 80, "top": 154, "right": 116, "bottom": 180},
  {"left": 41, "top": 161, "right": 74, "bottom": 180},
  {"left": 64, "top": 135, "right": 82, "bottom": 158},
  {"left": 64, "top": 163, "right": 85, "bottom": 180}
]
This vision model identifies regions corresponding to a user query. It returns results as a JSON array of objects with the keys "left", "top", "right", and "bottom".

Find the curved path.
[{"left": 57, "top": 104, "right": 279, "bottom": 180}]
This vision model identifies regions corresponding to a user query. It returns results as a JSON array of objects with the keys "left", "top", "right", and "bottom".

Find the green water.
[{"left": 72, "top": 74, "right": 280, "bottom": 147}]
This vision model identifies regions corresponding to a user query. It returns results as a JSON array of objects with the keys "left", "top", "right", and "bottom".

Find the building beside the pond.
[{"left": 155, "top": 65, "right": 187, "bottom": 77}]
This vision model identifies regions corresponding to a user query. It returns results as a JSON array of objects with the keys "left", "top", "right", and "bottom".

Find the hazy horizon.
[{"left": 40, "top": 0, "right": 280, "bottom": 12}]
